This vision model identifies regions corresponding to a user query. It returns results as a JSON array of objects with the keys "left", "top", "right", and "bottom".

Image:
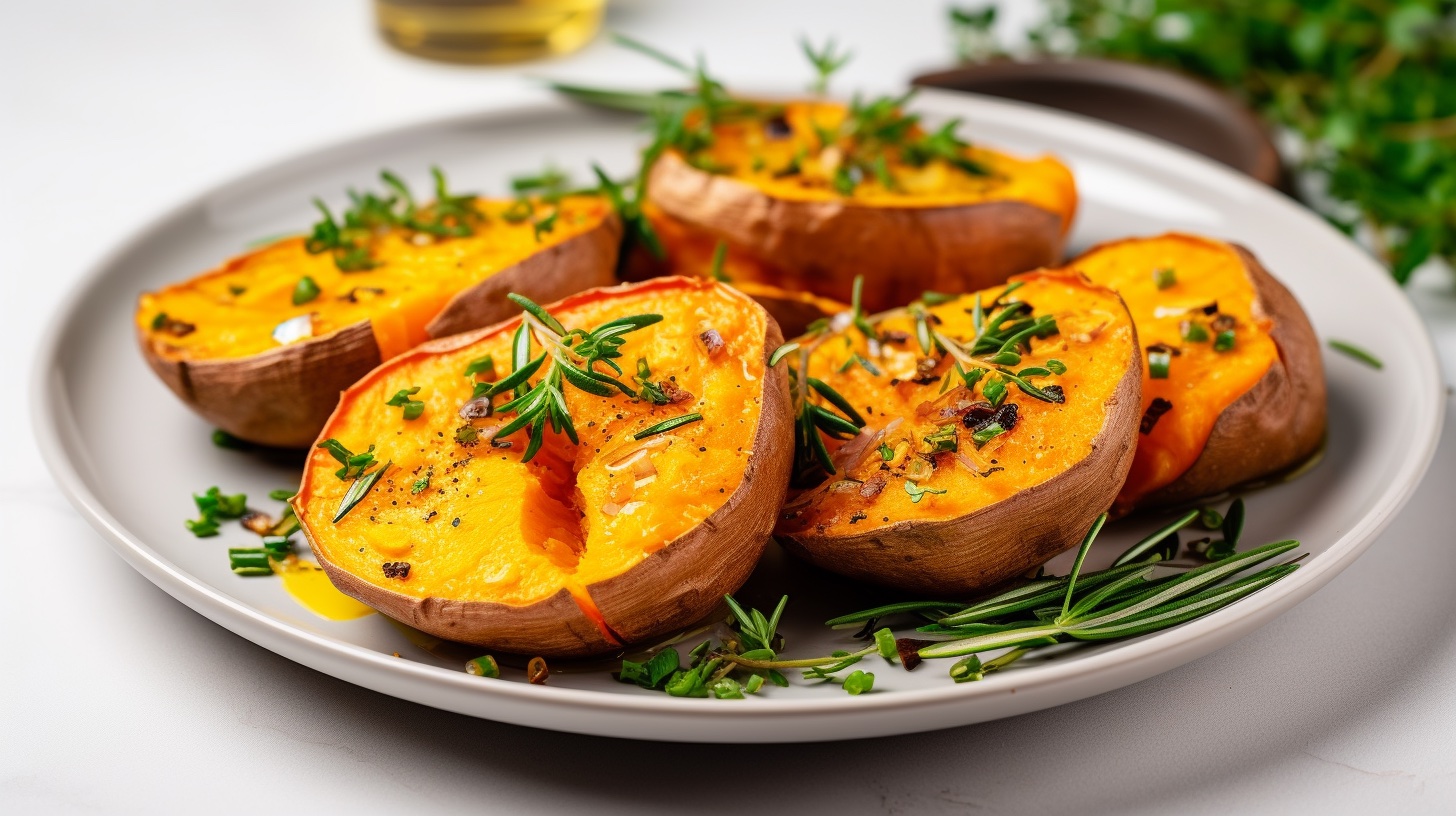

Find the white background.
[{"left": 5, "top": 1, "right": 1456, "bottom": 813}]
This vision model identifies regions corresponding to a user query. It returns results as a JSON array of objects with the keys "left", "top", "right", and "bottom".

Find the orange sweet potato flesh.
[
  {"left": 135, "top": 195, "right": 619, "bottom": 447},
  {"left": 294, "top": 278, "right": 793, "bottom": 656},
  {"left": 1066, "top": 233, "right": 1326, "bottom": 511},
  {"left": 646, "top": 99, "right": 1078, "bottom": 312},
  {"left": 775, "top": 271, "right": 1141, "bottom": 595}
]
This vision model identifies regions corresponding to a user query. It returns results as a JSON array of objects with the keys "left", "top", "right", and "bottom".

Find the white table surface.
[{"left": 6, "top": 1, "right": 1455, "bottom": 813}]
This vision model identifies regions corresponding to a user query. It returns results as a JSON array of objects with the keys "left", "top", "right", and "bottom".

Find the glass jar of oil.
[{"left": 374, "top": 0, "right": 605, "bottom": 64}]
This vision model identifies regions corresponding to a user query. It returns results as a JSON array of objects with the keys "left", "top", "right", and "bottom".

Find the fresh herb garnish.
[
  {"left": 905, "top": 480, "right": 947, "bottom": 503},
  {"left": 801, "top": 37, "right": 852, "bottom": 95},
  {"left": 471, "top": 293, "right": 662, "bottom": 461},
  {"left": 316, "top": 438, "right": 377, "bottom": 480},
  {"left": 996, "top": 0, "right": 1456, "bottom": 283},
  {"left": 333, "top": 461, "right": 390, "bottom": 523},
  {"left": 464, "top": 355, "right": 496, "bottom": 380},
  {"left": 268, "top": 489, "right": 296, "bottom": 502},
  {"left": 184, "top": 486, "right": 249, "bottom": 537},
  {"left": 292, "top": 276, "right": 321, "bottom": 306},
  {"left": 1213, "top": 329, "right": 1237, "bottom": 352},
  {"left": 466, "top": 655, "right": 502, "bottom": 678},
  {"left": 1328, "top": 339, "right": 1383, "bottom": 370},
  {"left": 385, "top": 386, "right": 425, "bottom": 420},
  {"left": 633, "top": 412, "right": 703, "bottom": 440},
  {"left": 305, "top": 167, "right": 483, "bottom": 272},
  {"left": 827, "top": 500, "right": 1301, "bottom": 679},
  {"left": 1153, "top": 267, "right": 1177, "bottom": 290}
]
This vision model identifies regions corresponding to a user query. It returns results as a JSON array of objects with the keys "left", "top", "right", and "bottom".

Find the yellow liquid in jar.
[{"left": 374, "top": 0, "right": 605, "bottom": 64}]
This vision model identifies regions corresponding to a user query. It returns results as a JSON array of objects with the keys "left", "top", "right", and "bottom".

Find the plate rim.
[{"left": 31, "top": 93, "right": 1446, "bottom": 741}]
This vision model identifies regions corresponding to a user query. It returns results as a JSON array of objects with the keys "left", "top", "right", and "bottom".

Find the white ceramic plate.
[{"left": 32, "top": 92, "right": 1443, "bottom": 743}]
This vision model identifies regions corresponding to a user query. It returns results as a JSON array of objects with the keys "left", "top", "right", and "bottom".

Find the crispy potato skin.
[
  {"left": 647, "top": 151, "right": 1069, "bottom": 312},
  {"left": 137, "top": 216, "right": 620, "bottom": 449},
  {"left": 1132, "top": 242, "right": 1326, "bottom": 508},
  {"left": 776, "top": 274, "right": 1143, "bottom": 595},
  {"left": 296, "top": 278, "right": 794, "bottom": 657}
]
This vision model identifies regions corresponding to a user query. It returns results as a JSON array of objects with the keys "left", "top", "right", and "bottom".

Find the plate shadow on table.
[{"left": 148, "top": 397, "right": 1456, "bottom": 813}]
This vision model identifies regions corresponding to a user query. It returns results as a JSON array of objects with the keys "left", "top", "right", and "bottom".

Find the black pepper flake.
[
  {"left": 1199, "top": 301, "right": 1220, "bottom": 315},
  {"left": 764, "top": 114, "right": 792, "bottom": 139},
  {"left": 382, "top": 561, "right": 410, "bottom": 579},
  {"left": 1041, "top": 384, "right": 1065, "bottom": 404},
  {"left": 452, "top": 517, "right": 461, "bottom": 527},
  {"left": 849, "top": 511, "right": 868, "bottom": 524},
  {"left": 1140, "top": 398, "right": 1174, "bottom": 434}
]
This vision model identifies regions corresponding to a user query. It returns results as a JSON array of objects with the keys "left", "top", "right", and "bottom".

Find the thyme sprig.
[
  {"left": 470, "top": 294, "right": 663, "bottom": 462},
  {"left": 801, "top": 37, "right": 853, "bottom": 95}
]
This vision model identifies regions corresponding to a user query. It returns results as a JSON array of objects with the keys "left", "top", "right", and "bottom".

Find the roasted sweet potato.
[
  {"left": 136, "top": 192, "right": 620, "bottom": 448},
  {"left": 1065, "top": 233, "right": 1326, "bottom": 511},
  {"left": 774, "top": 271, "right": 1141, "bottom": 595},
  {"left": 293, "top": 277, "right": 793, "bottom": 657},
  {"left": 645, "top": 99, "right": 1077, "bottom": 312}
]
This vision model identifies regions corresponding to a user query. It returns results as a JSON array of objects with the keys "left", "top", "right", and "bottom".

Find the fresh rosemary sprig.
[
  {"left": 469, "top": 294, "right": 663, "bottom": 462},
  {"left": 825, "top": 499, "right": 1302, "bottom": 680},
  {"left": 304, "top": 167, "right": 484, "bottom": 272}
]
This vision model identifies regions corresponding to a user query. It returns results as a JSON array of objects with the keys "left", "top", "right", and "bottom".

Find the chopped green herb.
[
  {"left": 211, "top": 429, "right": 249, "bottom": 450},
  {"left": 923, "top": 423, "right": 959, "bottom": 454},
  {"left": 1045, "top": 358, "right": 1067, "bottom": 375},
  {"left": 708, "top": 240, "right": 730, "bottom": 282},
  {"left": 466, "top": 655, "right": 501, "bottom": 678},
  {"left": 1328, "top": 339, "right": 1383, "bottom": 370},
  {"left": 905, "top": 480, "right": 947, "bottom": 503},
  {"left": 632, "top": 412, "right": 703, "bottom": 440},
  {"left": 801, "top": 36, "right": 852, "bottom": 95},
  {"left": 1148, "top": 349, "right": 1172, "bottom": 379},
  {"left": 1214, "top": 329, "right": 1237, "bottom": 352},
  {"left": 292, "top": 276, "right": 321, "bottom": 305},
  {"left": 385, "top": 386, "right": 425, "bottom": 420},
  {"left": 464, "top": 355, "right": 496, "bottom": 379},
  {"left": 1153, "top": 267, "right": 1177, "bottom": 289},
  {"left": 411, "top": 468, "right": 432, "bottom": 495},
  {"left": 1181, "top": 320, "right": 1210, "bottom": 343},
  {"left": 268, "top": 489, "right": 295, "bottom": 502},
  {"left": 971, "top": 421, "right": 1006, "bottom": 448},
  {"left": 316, "top": 438, "right": 377, "bottom": 480},
  {"left": 228, "top": 548, "right": 273, "bottom": 576},
  {"left": 878, "top": 442, "right": 895, "bottom": 461},
  {"left": 333, "top": 461, "right": 390, "bottom": 523},
  {"left": 842, "top": 670, "right": 874, "bottom": 695}
]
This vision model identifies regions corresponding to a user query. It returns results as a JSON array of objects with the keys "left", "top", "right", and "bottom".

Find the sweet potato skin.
[
  {"left": 296, "top": 278, "right": 794, "bottom": 657},
  {"left": 647, "top": 151, "right": 1069, "bottom": 312},
  {"left": 137, "top": 215, "right": 620, "bottom": 449},
  {"left": 1130, "top": 242, "right": 1326, "bottom": 509},
  {"left": 779, "top": 337, "right": 1141, "bottom": 597},
  {"left": 775, "top": 274, "right": 1143, "bottom": 596}
]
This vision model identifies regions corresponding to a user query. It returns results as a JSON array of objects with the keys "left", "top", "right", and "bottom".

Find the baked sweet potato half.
[
  {"left": 774, "top": 271, "right": 1141, "bottom": 595},
  {"left": 293, "top": 277, "right": 793, "bottom": 657},
  {"left": 1065, "top": 233, "right": 1326, "bottom": 512},
  {"left": 645, "top": 99, "right": 1077, "bottom": 312},
  {"left": 136, "top": 175, "right": 620, "bottom": 448}
]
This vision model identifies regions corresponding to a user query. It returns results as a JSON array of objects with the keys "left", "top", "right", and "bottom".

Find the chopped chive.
[
  {"left": 228, "top": 548, "right": 273, "bottom": 575},
  {"left": 769, "top": 342, "right": 800, "bottom": 367},
  {"left": 1328, "top": 339, "right": 1383, "bottom": 370},
  {"left": 1181, "top": 320, "right": 1210, "bottom": 342},
  {"left": 842, "top": 669, "right": 874, "bottom": 695},
  {"left": 709, "top": 240, "right": 730, "bottom": 282},
  {"left": 923, "top": 423, "right": 959, "bottom": 453},
  {"left": 1214, "top": 330, "right": 1236, "bottom": 352},
  {"left": 385, "top": 386, "right": 425, "bottom": 420},
  {"left": 878, "top": 442, "right": 895, "bottom": 461},
  {"left": 466, "top": 655, "right": 501, "bottom": 678},
  {"left": 873, "top": 628, "right": 897, "bottom": 661},
  {"left": 949, "top": 655, "right": 983, "bottom": 683},
  {"left": 971, "top": 421, "right": 1006, "bottom": 448},
  {"left": 744, "top": 674, "right": 765, "bottom": 694},
  {"left": 632, "top": 412, "right": 703, "bottom": 440},
  {"left": 292, "top": 276, "right": 321, "bottom": 305},
  {"left": 464, "top": 355, "right": 496, "bottom": 379},
  {"left": 211, "top": 429, "right": 249, "bottom": 450},
  {"left": 1153, "top": 267, "right": 1177, "bottom": 289},
  {"left": 268, "top": 489, "right": 296, "bottom": 501},
  {"left": 1148, "top": 349, "right": 1172, "bottom": 379}
]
